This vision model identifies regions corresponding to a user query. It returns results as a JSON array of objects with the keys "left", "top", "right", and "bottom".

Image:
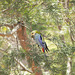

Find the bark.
[
  {"left": 0, "top": 22, "right": 42, "bottom": 75},
  {"left": 58, "top": 20, "right": 72, "bottom": 75},
  {"left": 0, "top": 33, "right": 13, "bottom": 37},
  {"left": 58, "top": 25, "right": 66, "bottom": 75},
  {"left": 14, "top": 58, "right": 33, "bottom": 73},
  {"left": 66, "top": 57, "right": 72, "bottom": 75},
  {"left": 17, "top": 25, "right": 42, "bottom": 75},
  {"left": 63, "top": 0, "right": 73, "bottom": 75},
  {"left": 65, "top": 0, "right": 69, "bottom": 9}
]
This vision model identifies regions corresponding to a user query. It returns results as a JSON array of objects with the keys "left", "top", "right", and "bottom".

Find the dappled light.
[{"left": 0, "top": 0, "right": 75, "bottom": 75}]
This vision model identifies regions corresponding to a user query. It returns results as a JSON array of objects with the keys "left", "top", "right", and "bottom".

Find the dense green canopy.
[{"left": 0, "top": 0, "right": 75, "bottom": 75}]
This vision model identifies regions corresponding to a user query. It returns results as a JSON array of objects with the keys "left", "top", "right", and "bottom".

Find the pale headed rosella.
[{"left": 31, "top": 30, "right": 49, "bottom": 53}]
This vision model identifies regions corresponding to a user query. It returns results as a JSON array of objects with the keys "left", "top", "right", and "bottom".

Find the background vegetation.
[{"left": 0, "top": 0, "right": 75, "bottom": 75}]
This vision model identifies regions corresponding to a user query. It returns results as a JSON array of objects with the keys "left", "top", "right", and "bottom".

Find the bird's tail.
[
  {"left": 42, "top": 48, "right": 45, "bottom": 53},
  {"left": 45, "top": 44, "right": 49, "bottom": 52},
  {"left": 42, "top": 42, "right": 49, "bottom": 53}
]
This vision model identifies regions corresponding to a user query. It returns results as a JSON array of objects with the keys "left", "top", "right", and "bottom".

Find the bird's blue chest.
[{"left": 34, "top": 34, "right": 42, "bottom": 47}]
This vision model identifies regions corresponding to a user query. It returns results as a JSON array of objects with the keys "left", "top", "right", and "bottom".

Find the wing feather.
[{"left": 38, "top": 35, "right": 44, "bottom": 48}]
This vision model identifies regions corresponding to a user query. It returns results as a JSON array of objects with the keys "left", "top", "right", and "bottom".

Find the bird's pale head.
[{"left": 31, "top": 30, "right": 40, "bottom": 38}]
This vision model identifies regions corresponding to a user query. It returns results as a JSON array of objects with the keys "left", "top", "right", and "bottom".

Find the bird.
[{"left": 31, "top": 30, "right": 49, "bottom": 53}]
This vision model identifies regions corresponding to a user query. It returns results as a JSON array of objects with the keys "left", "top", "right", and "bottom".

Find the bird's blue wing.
[
  {"left": 34, "top": 33, "right": 45, "bottom": 52},
  {"left": 40, "top": 35, "right": 42, "bottom": 40},
  {"left": 38, "top": 35, "right": 45, "bottom": 52},
  {"left": 38, "top": 35, "right": 44, "bottom": 48},
  {"left": 34, "top": 33, "right": 45, "bottom": 47}
]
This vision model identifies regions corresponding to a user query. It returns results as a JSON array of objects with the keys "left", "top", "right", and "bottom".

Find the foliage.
[{"left": 0, "top": 0, "right": 75, "bottom": 75}]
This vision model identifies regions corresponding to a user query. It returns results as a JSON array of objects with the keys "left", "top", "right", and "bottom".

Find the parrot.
[{"left": 31, "top": 30, "right": 49, "bottom": 53}]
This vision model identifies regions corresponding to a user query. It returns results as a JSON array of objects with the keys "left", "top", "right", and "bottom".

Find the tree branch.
[
  {"left": 2, "top": 7, "right": 12, "bottom": 13},
  {"left": 0, "top": 24, "right": 12, "bottom": 29},
  {"left": 0, "top": 48, "right": 33, "bottom": 73},
  {"left": 0, "top": 49, "right": 8, "bottom": 55},
  {"left": 0, "top": 33, "right": 13, "bottom": 37},
  {"left": 0, "top": 23, "right": 18, "bottom": 29},
  {"left": 0, "top": 24, "right": 20, "bottom": 37},
  {"left": 14, "top": 58, "right": 33, "bottom": 73}
]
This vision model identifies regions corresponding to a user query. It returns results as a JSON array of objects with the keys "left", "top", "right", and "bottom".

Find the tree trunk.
[
  {"left": 65, "top": 0, "right": 69, "bottom": 9},
  {"left": 64, "top": 0, "right": 73, "bottom": 75},
  {"left": 66, "top": 57, "right": 72, "bottom": 75},
  {"left": 17, "top": 26, "right": 42, "bottom": 75},
  {"left": 58, "top": 25, "right": 66, "bottom": 75}
]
